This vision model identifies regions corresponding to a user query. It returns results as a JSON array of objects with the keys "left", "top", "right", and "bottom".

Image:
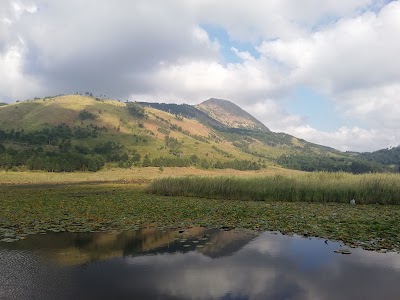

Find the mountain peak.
[{"left": 197, "top": 98, "right": 269, "bottom": 132}]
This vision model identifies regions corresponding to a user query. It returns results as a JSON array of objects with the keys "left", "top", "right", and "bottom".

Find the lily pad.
[{"left": 334, "top": 249, "right": 352, "bottom": 254}]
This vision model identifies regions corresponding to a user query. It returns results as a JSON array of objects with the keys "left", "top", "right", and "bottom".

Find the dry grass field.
[{"left": 0, "top": 166, "right": 300, "bottom": 185}]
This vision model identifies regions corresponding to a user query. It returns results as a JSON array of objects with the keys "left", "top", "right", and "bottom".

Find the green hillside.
[{"left": 0, "top": 94, "right": 394, "bottom": 173}]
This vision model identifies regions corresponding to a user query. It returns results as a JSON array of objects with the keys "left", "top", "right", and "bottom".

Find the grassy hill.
[{"left": 0, "top": 94, "right": 394, "bottom": 173}]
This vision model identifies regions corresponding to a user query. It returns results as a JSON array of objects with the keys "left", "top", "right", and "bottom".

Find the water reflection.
[{"left": 1, "top": 228, "right": 399, "bottom": 300}]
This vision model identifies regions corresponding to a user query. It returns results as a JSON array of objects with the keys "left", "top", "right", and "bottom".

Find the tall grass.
[
  {"left": 147, "top": 172, "right": 400, "bottom": 204},
  {"left": 0, "top": 167, "right": 276, "bottom": 184}
]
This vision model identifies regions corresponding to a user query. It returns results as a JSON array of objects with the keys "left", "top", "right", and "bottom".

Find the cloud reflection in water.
[{"left": 1, "top": 229, "right": 400, "bottom": 299}]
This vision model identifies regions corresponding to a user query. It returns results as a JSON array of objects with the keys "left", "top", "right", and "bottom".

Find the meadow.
[
  {"left": 1, "top": 168, "right": 400, "bottom": 252},
  {"left": 148, "top": 172, "right": 400, "bottom": 205},
  {"left": 0, "top": 182, "right": 399, "bottom": 251},
  {"left": 0, "top": 166, "right": 297, "bottom": 184}
]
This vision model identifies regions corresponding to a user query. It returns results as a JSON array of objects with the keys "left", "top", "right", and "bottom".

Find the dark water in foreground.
[{"left": 0, "top": 228, "right": 399, "bottom": 300}]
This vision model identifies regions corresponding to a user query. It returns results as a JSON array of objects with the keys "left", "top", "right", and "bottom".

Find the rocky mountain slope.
[{"left": 197, "top": 98, "right": 270, "bottom": 132}]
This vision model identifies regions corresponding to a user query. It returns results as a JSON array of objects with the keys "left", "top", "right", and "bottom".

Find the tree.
[
  {"left": 78, "top": 109, "right": 97, "bottom": 120},
  {"left": 126, "top": 102, "right": 145, "bottom": 118},
  {"left": 351, "top": 161, "right": 374, "bottom": 174},
  {"left": 142, "top": 154, "right": 151, "bottom": 167}
]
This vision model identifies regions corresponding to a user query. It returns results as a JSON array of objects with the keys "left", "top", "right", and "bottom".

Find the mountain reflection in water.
[{"left": 1, "top": 228, "right": 400, "bottom": 300}]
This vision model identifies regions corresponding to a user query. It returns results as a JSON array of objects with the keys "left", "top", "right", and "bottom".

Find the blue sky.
[
  {"left": 288, "top": 86, "right": 341, "bottom": 132},
  {"left": 1, "top": 0, "right": 400, "bottom": 151},
  {"left": 200, "top": 25, "right": 341, "bottom": 132},
  {"left": 200, "top": 24, "right": 261, "bottom": 64}
]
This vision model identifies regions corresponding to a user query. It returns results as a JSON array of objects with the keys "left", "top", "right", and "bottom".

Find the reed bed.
[{"left": 147, "top": 172, "right": 400, "bottom": 204}]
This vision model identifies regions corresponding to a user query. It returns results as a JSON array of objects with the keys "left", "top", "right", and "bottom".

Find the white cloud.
[
  {"left": 11, "top": 1, "right": 38, "bottom": 18},
  {"left": 0, "top": 44, "right": 40, "bottom": 100},
  {"left": 1, "top": 0, "right": 221, "bottom": 99},
  {"left": 338, "top": 83, "right": 400, "bottom": 129},
  {"left": 246, "top": 100, "right": 305, "bottom": 131},
  {"left": 247, "top": 100, "right": 399, "bottom": 152},
  {"left": 231, "top": 47, "right": 255, "bottom": 62},
  {"left": 245, "top": 1, "right": 400, "bottom": 151},
  {"left": 140, "top": 57, "right": 283, "bottom": 104},
  {"left": 192, "top": 0, "right": 376, "bottom": 40},
  {"left": 258, "top": 1, "right": 400, "bottom": 100},
  {"left": 288, "top": 125, "right": 397, "bottom": 152}
]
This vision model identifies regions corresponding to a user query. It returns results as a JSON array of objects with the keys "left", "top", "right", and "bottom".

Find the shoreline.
[{"left": 1, "top": 182, "right": 399, "bottom": 252}]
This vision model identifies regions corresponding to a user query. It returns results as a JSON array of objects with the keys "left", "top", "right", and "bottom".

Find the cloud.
[
  {"left": 258, "top": 1, "right": 400, "bottom": 93},
  {"left": 338, "top": 83, "right": 400, "bottom": 129},
  {"left": 0, "top": 44, "right": 41, "bottom": 101},
  {"left": 192, "top": 0, "right": 376, "bottom": 40},
  {"left": 236, "top": 1, "right": 400, "bottom": 151},
  {"left": 243, "top": 100, "right": 393, "bottom": 152},
  {"left": 143, "top": 58, "right": 281, "bottom": 104},
  {"left": 246, "top": 100, "right": 399, "bottom": 152},
  {"left": 287, "top": 125, "right": 397, "bottom": 152},
  {"left": 1, "top": 1, "right": 220, "bottom": 99}
]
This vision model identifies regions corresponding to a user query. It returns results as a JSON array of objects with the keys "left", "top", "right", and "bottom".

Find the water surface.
[{"left": 1, "top": 228, "right": 399, "bottom": 300}]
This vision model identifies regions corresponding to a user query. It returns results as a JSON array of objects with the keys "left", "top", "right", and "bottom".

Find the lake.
[{"left": 0, "top": 227, "right": 399, "bottom": 299}]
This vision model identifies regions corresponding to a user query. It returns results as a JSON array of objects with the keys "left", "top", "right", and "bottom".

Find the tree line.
[
  {"left": 0, "top": 123, "right": 107, "bottom": 146},
  {"left": 0, "top": 145, "right": 105, "bottom": 172},
  {"left": 277, "top": 153, "right": 387, "bottom": 174},
  {"left": 141, "top": 153, "right": 262, "bottom": 170}
]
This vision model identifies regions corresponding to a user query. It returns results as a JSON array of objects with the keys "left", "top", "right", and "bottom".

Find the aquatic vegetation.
[
  {"left": 148, "top": 173, "right": 400, "bottom": 204},
  {"left": 0, "top": 183, "right": 400, "bottom": 251}
]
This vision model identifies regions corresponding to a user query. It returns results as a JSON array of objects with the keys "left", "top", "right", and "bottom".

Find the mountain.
[
  {"left": 197, "top": 98, "right": 270, "bottom": 132},
  {"left": 357, "top": 147, "right": 400, "bottom": 171},
  {"left": 0, "top": 94, "right": 394, "bottom": 173}
]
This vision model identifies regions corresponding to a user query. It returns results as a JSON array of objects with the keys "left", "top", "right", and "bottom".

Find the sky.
[{"left": 1, "top": 0, "right": 399, "bottom": 152}]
